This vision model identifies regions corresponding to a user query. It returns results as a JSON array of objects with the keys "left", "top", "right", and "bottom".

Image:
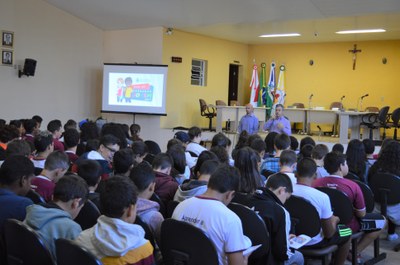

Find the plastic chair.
[
  {"left": 228, "top": 203, "right": 270, "bottom": 265},
  {"left": 284, "top": 195, "right": 338, "bottom": 265},
  {"left": 135, "top": 216, "right": 156, "bottom": 250},
  {"left": 344, "top": 172, "right": 361, "bottom": 182},
  {"left": 199, "top": 99, "right": 216, "bottom": 131},
  {"left": 387, "top": 107, "right": 400, "bottom": 140},
  {"left": 26, "top": 189, "right": 45, "bottom": 204},
  {"left": 4, "top": 219, "right": 55, "bottom": 265},
  {"left": 74, "top": 199, "right": 101, "bottom": 230},
  {"left": 166, "top": 200, "right": 179, "bottom": 218},
  {"left": 360, "top": 106, "right": 390, "bottom": 140},
  {"left": 160, "top": 219, "right": 219, "bottom": 265},
  {"left": 55, "top": 238, "right": 102, "bottom": 265}
]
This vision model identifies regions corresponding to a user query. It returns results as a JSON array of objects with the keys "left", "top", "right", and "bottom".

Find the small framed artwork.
[
  {"left": 2, "top": 50, "right": 13, "bottom": 66},
  {"left": 2, "top": 31, "right": 14, "bottom": 48}
]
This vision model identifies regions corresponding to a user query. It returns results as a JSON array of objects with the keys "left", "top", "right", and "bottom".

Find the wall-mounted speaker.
[{"left": 18, "top": 58, "right": 37, "bottom": 78}]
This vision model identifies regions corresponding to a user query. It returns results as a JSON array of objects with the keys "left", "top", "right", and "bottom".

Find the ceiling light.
[
  {"left": 259, "top": 33, "right": 301, "bottom": 38},
  {"left": 336, "top": 29, "right": 386, "bottom": 34}
]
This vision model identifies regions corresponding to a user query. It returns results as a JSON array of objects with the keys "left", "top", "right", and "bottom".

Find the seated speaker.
[{"left": 18, "top": 58, "right": 37, "bottom": 78}]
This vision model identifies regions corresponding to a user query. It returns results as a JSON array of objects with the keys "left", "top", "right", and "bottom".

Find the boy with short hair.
[
  {"left": 277, "top": 150, "right": 297, "bottom": 185},
  {"left": 186, "top": 126, "right": 207, "bottom": 156},
  {"left": 24, "top": 175, "right": 88, "bottom": 258},
  {"left": 47, "top": 119, "right": 64, "bottom": 151},
  {"left": 32, "top": 130, "right": 54, "bottom": 169},
  {"left": 152, "top": 153, "right": 178, "bottom": 204},
  {"left": 63, "top": 128, "right": 80, "bottom": 166},
  {"left": 76, "top": 176, "right": 155, "bottom": 265},
  {"left": 260, "top": 133, "right": 291, "bottom": 173},
  {"left": 311, "top": 144, "right": 329, "bottom": 178},
  {"left": 77, "top": 159, "right": 102, "bottom": 210}
]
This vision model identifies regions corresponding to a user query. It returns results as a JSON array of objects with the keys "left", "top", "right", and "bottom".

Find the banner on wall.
[
  {"left": 273, "top": 65, "right": 286, "bottom": 110},
  {"left": 249, "top": 64, "right": 259, "bottom": 107},
  {"left": 258, "top": 63, "right": 267, "bottom": 107},
  {"left": 266, "top": 62, "right": 276, "bottom": 116}
]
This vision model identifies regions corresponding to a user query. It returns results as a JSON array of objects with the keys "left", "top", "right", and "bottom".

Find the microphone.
[
  {"left": 361, "top": 94, "right": 369, "bottom": 99},
  {"left": 309, "top": 94, "right": 314, "bottom": 99},
  {"left": 340, "top": 95, "right": 345, "bottom": 100},
  {"left": 317, "top": 125, "right": 322, "bottom": 131}
]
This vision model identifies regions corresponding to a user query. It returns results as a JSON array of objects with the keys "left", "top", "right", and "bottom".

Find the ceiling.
[{"left": 44, "top": 0, "right": 400, "bottom": 44}]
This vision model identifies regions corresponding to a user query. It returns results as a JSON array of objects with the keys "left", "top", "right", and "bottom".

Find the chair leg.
[
  {"left": 369, "top": 128, "right": 373, "bottom": 140},
  {"left": 394, "top": 128, "right": 398, "bottom": 141},
  {"left": 208, "top": 117, "right": 213, "bottom": 131}
]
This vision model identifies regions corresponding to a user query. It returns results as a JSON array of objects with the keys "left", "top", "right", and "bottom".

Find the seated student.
[
  {"left": 22, "top": 118, "right": 39, "bottom": 144},
  {"left": 174, "top": 160, "right": 220, "bottom": 202},
  {"left": 31, "top": 130, "right": 54, "bottom": 170},
  {"left": 129, "top": 162, "right": 164, "bottom": 242},
  {"left": 76, "top": 134, "right": 120, "bottom": 179},
  {"left": 264, "top": 132, "right": 278, "bottom": 158},
  {"left": 152, "top": 153, "right": 179, "bottom": 205},
  {"left": 332, "top": 143, "right": 344, "bottom": 154},
  {"left": 47, "top": 119, "right": 64, "bottom": 151},
  {"left": 173, "top": 131, "right": 198, "bottom": 169},
  {"left": 293, "top": 158, "right": 351, "bottom": 265},
  {"left": 277, "top": 150, "right": 297, "bottom": 185},
  {"left": 77, "top": 159, "right": 102, "bottom": 210},
  {"left": 172, "top": 164, "right": 251, "bottom": 265},
  {"left": 131, "top": 141, "right": 149, "bottom": 166},
  {"left": 113, "top": 148, "right": 135, "bottom": 177},
  {"left": 31, "top": 151, "right": 69, "bottom": 202},
  {"left": 167, "top": 143, "right": 191, "bottom": 184},
  {"left": 299, "top": 144, "right": 313, "bottom": 160},
  {"left": 289, "top": 136, "right": 299, "bottom": 154},
  {"left": 63, "top": 128, "right": 80, "bottom": 167},
  {"left": 211, "top": 133, "right": 234, "bottom": 166},
  {"left": 313, "top": 152, "right": 385, "bottom": 263},
  {"left": 0, "top": 155, "right": 35, "bottom": 230},
  {"left": 362, "top": 139, "right": 376, "bottom": 167},
  {"left": 24, "top": 175, "right": 88, "bottom": 259},
  {"left": 311, "top": 144, "right": 329, "bottom": 178},
  {"left": 249, "top": 137, "right": 266, "bottom": 162},
  {"left": 210, "top": 145, "right": 230, "bottom": 165},
  {"left": 76, "top": 176, "right": 155, "bottom": 265},
  {"left": 130, "top": 123, "right": 143, "bottom": 142},
  {"left": 32, "top": 115, "right": 43, "bottom": 130},
  {"left": 186, "top": 126, "right": 207, "bottom": 156},
  {"left": 260, "top": 133, "right": 291, "bottom": 174}
]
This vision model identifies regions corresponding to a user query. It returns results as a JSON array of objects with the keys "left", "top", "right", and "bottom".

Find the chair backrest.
[
  {"left": 344, "top": 172, "right": 360, "bottom": 182},
  {"left": 166, "top": 200, "right": 180, "bottom": 218},
  {"left": 199, "top": 99, "right": 215, "bottom": 117},
  {"left": 150, "top": 193, "right": 166, "bottom": 217},
  {"left": 292, "top": 102, "right": 305, "bottom": 108},
  {"left": 74, "top": 199, "right": 101, "bottom": 230},
  {"left": 134, "top": 216, "right": 156, "bottom": 249},
  {"left": 228, "top": 203, "right": 270, "bottom": 262},
  {"left": 365, "top": 106, "right": 379, "bottom": 113},
  {"left": 199, "top": 99, "right": 208, "bottom": 113},
  {"left": 160, "top": 219, "right": 219, "bottom": 265},
  {"left": 284, "top": 195, "right": 321, "bottom": 237},
  {"left": 215, "top": 100, "right": 227, "bottom": 106},
  {"left": 390, "top": 107, "right": 400, "bottom": 125},
  {"left": 330, "top": 101, "right": 343, "bottom": 110},
  {"left": 369, "top": 172, "right": 400, "bottom": 205},
  {"left": 316, "top": 187, "right": 353, "bottom": 224},
  {"left": 353, "top": 180, "right": 375, "bottom": 213},
  {"left": 4, "top": 219, "right": 55, "bottom": 265},
  {"left": 26, "top": 189, "right": 45, "bottom": 204},
  {"left": 377, "top": 106, "right": 390, "bottom": 124},
  {"left": 55, "top": 238, "right": 102, "bottom": 265}
]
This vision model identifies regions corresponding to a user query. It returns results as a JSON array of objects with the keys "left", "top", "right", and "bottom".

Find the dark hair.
[
  {"left": 32, "top": 115, "right": 43, "bottom": 124},
  {"left": 280, "top": 150, "right": 297, "bottom": 166},
  {"left": 47, "top": 120, "right": 62, "bottom": 133},
  {"left": 85, "top": 139, "right": 100, "bottom": 153},
  {"left": 34, "top": 131, "right": 53, "bottom": 152},
  {"left": 362, "top": 139, "right": 375, "bottom": 155},
  {"left": 129, "top": 162, "right": 155, "bottom": 192},
  {"left": 6, "top": 140, "right": 31, "bottom": 157},
  {"left": 290, "top": 136, "right": 299, "bottom": 151},
  {"left": 300, "top": 144, "right": 314, "bottom": 159},
  {"left": 53, "top": 174, "right": 88, "bottom": 205},
  {"left": 211, "top": 133, "right": 228, "bottom": 148},
  {"left": 234, "top": 147, "right": 262, "bottom": 193},
  {"left": 274, "top": 133, "right": 290, "bottom": 150},
  {"left": 100, "top": 134, "right": 120, "bottom": 148},
  {"left": 0, "top": 155, "right": 34, "bottom": 185},
  {"left": 235, "top": 131, "right": 249, "bottom": 150},
  {"left": 346, "top": 139, "right": 366, "bottom": 178},
  {"left": 23, "top": 119, "right": 37, "bottom": 134},
  {"left": 266, "top": 172, "right": 293, "bottom": 193},
  {"left": 311, "top": 144, "right": 329, "bottom": 160},
  {"left": 101, "top": 123, "right": 127, "bottom": 148},
  {"left": 131, "top": 141, "right": 148, "bottom": 159},
  {"left": 193, "top": 151, "right": 219, "bottom": 177},
  {"left": 113, "top": 148, "right": 134, "bottom": 174},
  {"left": 369, "top": 141, "right": 400, "bottom": 177},
  {"left": 64, "top": 119, "right": 77, "bottom": 130},
  {"left": 63, "top": 129, "right": 80, "bottom": 148},
  {"left": 101, "top": 176, "right": 138, "bottom": 218},
  {"left": 130, "top": 124, "right": 142, "bottom": 141},
  {"left": 332, "top": 143, "right": 344, "bottom": 154},
  {"left": 44, "top": 151, "right": 69, "bottom": 171},
  {"left": 188, "top": 126, "right": 202, "bottom": 140},
  {"left": 77, "top": 160, "right": 102, "bottom": 187},
  {"left": 324, "top": 152, "right": 347, "bottom": 174},
  {"left": 152, "top": 153, "right": 173, "bottom": 170},
  {"left": 80, "top": 121, "right": 99, "bottom": 142},
  {"left": 0, "top": 125, "right": 20, "bottom": 143},
  {"left": 144, "top": 140, "right": 161, "bottom": 155},
  {"left": 167, "top": 138, "right": 182, "bottom": 150},
  {"left": 247, "top": 134, "right": 262, "bottom": 147},
  {"left": 264, "top": 132, "right": 278, "bottom": 154},
  {"left": 296, "top": 158, "right": 317, "bottom": 178},
  {"left": 210, "top": 146, "right": 229, "bottom": 164},
  {"left": 249, "top": 138, "right": 266, "bottom": 155},
  {"left": 166, "top": 144, "right": 186, "bottom": 175},
  {"left": 300, "top": 136, "right": 316, "bottom": 150},
  {"left": 9, "top": 120, "right": 22, "bottom": 130},
  {"left": 208, "top": 164, "right": 240, "bottom": 193},
  {"left": 199, "top": 160, "right": 220, "bottom": 176}
]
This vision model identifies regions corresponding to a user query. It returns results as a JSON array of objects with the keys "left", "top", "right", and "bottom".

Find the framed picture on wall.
[
  {"left": 2, "top": 31, "right": 14, "bottom": 48},
  {"left": 2, "top": 50, "right": 13, "bottom": 66}
]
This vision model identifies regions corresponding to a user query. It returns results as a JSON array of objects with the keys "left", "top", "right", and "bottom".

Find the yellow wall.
[
  {"left": 249, "top": 40, "right": 400, "bottom": 111},
  {"left": 162, "top": 30, "right": 249, "bottom": 128}
]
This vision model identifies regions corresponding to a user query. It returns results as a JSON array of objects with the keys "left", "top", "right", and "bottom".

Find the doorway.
[{"left": 228, "top": 64, "right": 239, "bottom": 105}]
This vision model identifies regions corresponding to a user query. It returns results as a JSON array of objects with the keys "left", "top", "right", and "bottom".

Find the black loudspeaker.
[{"left": 18, "top": 58, "right": 37, "bottom": 78}]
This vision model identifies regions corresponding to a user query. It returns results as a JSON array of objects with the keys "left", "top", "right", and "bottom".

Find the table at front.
[{"left": 215, "top": 106, "right": 268, "bottom": 133}]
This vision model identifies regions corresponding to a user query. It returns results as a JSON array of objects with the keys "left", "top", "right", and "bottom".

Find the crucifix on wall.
[{"left": 349, "top": 44, "right": 362, "bottom": 70}]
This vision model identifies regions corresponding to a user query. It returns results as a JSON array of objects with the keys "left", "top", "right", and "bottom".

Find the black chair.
[
  {"left": 165, "top": 200, "right": 179, "bottom": 219},
  {"left": 284, "top": 195, "right": 338, "bottom": 265},
  {"left": 344, "top": 172, "right": 361, "bottom": 182},
  {"left": 160, "top": 219, "right": 219, "bottom": 265},
  {"left": 369, "top": 172, "right": 400, "bottom": 252},
  {"left": 34, "top": 167, "right": 43, "bottom": 176},
  {"left": 74, "top": 199, "right": 101, "bottom": 230},
  {"left": 4, "top": 219, "right": 55, "bottom": 265},
  {"left": 26, "top": 189, "right": 45, "bottom": 204},
  {"left": 316, "top": 187, "right": 386, "bottom": 265},
  {"left": 150, "top": 193, "right": 166, "bottom": 218},
  {"left": 55, "top": 238, "right": 102, "bottom": 265},
  {"left": 199, "top": 99, "right": 216, "bottom": 131},
  {"left": 353, "top": 180, "right": 375, "bottom": 213},
  {"left": 135, "top": 216, "right": 156, "bottom": 250},
  {"left": 387, "top": 107, "right": 400, "bottom": 140},
  {"left": 228, "top": 203, "right": 270, "bottom": 265},
  {"left": 360, "top": 106, "right": 390, "bottom": 140}
]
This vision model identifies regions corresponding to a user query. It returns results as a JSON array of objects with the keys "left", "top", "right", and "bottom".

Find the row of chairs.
[
  {"left": 199, "top": 99, "right": 237, "bottom": 131},
  {"left": 361, "top": 106, "right": 400, "bottom": 140}
]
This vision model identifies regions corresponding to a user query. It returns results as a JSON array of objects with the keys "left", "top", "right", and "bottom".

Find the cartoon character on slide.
[
  {"left": 124, "top": 77, "right": 133, "bottom": 103},
  {"left": 116, "top": 78, "right": 124, "bottom": 102}
]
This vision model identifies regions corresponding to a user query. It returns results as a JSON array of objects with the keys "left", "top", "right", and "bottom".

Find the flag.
[
  {"left": 273, "top": 64, "right": 286, "bottom": 108},
  {"left": 249, "top": 64, "right": 259, "bottom": 107},
  {"left": 266, "top": 62, "right": 276, "bottom": 116},
  {"left": 258, "top": 63, "right": 267, "bottom": 107}
]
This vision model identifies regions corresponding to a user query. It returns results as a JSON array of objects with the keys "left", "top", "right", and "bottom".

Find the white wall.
[{"left": 0, "top": 0, "right": 103, "bottom": 125}]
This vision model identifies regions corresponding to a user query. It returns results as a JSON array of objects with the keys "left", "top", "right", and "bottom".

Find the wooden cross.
[{"left": 349, "top": 44, "right": 362, "bottom": 70}]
